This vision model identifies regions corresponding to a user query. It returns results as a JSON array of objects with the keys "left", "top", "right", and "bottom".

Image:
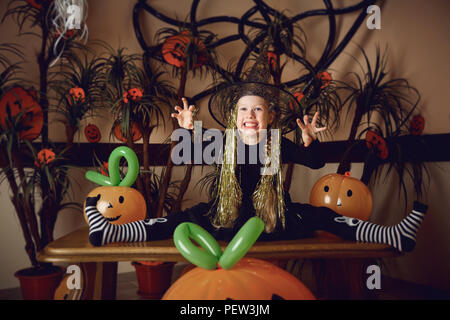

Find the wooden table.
[{"left": 38, "top": 227, "right": 401, "bottom": 300}]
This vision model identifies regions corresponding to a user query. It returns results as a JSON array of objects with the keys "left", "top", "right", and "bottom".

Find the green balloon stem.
[
  {"left": 173, "top": 217, "right": 265, "bottom": 271},
  {"left": 218, "top": 217, "right": 264, "bottom": 270},
  {"left": 173, "top": 223, "right": 222, "bottom": 270},
  {"left": 85, "top": 146, "right": 139, "bottom": 187}
]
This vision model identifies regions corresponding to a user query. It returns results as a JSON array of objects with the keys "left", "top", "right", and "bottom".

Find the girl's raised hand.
[
  {"left": 296, "top": 112, "right": 327, "bottom": 147},
  {"left": 171, "top": 97, "right": 196, "bottom": 129}
]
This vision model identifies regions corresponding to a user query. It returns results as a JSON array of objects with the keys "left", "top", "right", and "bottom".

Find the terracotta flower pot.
[
  {"left": 132, "top": 262, "right": 175, "bottom": 299},
  {"left": 15, "top": 266, "right": 64, "bottom": 300}
]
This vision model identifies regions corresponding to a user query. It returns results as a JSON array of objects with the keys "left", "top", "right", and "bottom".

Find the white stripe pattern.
[
  {"left": 355, "top": 209, "right": 425, "bottom": 252},
  {"left": 85, "top": 206, "right": 148, "bottom": 246}
]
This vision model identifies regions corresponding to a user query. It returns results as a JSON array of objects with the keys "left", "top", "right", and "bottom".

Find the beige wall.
[{"left": 1, "top": 0, "right": 449, "bottom": 292}]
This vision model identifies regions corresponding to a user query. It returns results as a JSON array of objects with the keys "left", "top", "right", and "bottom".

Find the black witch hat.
[{"left": 208, "top": 50, "right": 299, "bottom": 134}]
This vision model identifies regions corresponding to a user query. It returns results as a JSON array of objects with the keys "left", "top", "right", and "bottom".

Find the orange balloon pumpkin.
[
  {"left": 163, "top": 257, "right": 315, "bottom": 300},
  {"left": 84, "top": 123, "right": 101, "bottom": 143},
  {"left": 113, "top": 122, "right": 142, "bottom": 142},
  {"left": 162, "top": 31, "right": 206, "bottom": 69},
  {"left": 0, "top": 86, "right": 43, "bottom": 141},
  {"left": 310, "top": 172, "right": 373, "bottom": 221},
  {"left": 83, "top": 186, "right": 146, "bottom": 225}
]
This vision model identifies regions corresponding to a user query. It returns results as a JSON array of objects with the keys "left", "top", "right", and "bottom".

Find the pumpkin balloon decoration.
[
  {"left": 113, "top": 121, "right": 142, "bottom": 143},
  {"left": 163, "top": 218, "right": 315, "bottom": 300},
  {"left": 310, "top": 172, "right": 373, "bottom": 222},
  {"left": 162, "top": 30, "right": 207, "bottom": 69},
  {"left": 0, "top": 86, "right": 43, "bottom": 141},
  {"left": 84, "top": 123, "right": 101, "bottom": 143},
  {"left": 84, "top": 146, "right": 146, "bottom": 225}
]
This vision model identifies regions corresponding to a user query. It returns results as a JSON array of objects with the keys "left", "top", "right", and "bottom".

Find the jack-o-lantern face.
[
  {"left": 83, "top": 186, "right": 146, "bottom": 225},
  {"left": 113, "top": 122, "right": 142, "bottom": 142},
  {"left": 317, "top": 71, "right": 332, "bottom": 89},
  {"left": 35, "top": 148, "right": 56, "bottom": 168},
  {"left": 123, "top": 88, "right": 143, "bottom": 103},
  {"left": 162, "top": 31, "right": 207, "bottom": 69},
  {"left": 163, "top": 258, "right": 315, "bottom": 300},
  {"left": 0, "top": 86, "right": 43, "bottom": 141},
  {"left": 310, "top": 173, "right": 373, "bottom": 221},
  {"left": 365, "top": 130, "right": 388, "bottom": 160},
  {"left": 410, "top": 115, "right": 424, "bottom": 135},
  {"left": 84, "top": 124, "right": 101, "bottom": 143},
  {"left": 69, "top": 87, "right": 85, "bottom": 104}
]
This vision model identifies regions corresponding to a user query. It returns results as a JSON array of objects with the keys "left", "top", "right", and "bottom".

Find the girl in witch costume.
[{"left": 85, "top": 59, "right": 428, "bottom": 253}]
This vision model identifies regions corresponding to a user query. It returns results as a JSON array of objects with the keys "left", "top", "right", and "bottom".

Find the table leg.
[
  {"left": 312, "top": 258, "right": 378, "bottom": 300},
  {"left": 80, "top": 262, "right": 118, "bottom": 300}
]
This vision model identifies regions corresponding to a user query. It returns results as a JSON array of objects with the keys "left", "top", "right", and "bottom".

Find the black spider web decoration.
[{"left": 133, "top": 0, "right": 377, "bottom": 104}]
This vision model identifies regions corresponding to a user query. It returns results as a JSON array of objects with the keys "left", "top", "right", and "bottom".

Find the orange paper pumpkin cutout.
[
  {"left": 365, "top": 130, "right": 388, "bottom": 160},
  {"left": 162, "top": 31, "right": 207, "bottom": 69},
  {"left": 83, "top": 186, "right": 146, "bottom": 225},
  {"left": 84, "top": 124, "right": 101, "bottom": 143},
  {"left": 0, "top": 86, "right": 43, "bottom": 141},
  {"left": 123, "top": 88, "right": 143, "bottom": 103},
  {"left": 317, "top": 71, "right": 332, "bottom": 89},
  {"left": 35, "top": 148, "right": 56, "bottom": 168},
  {"left": 163, "top": 258, "right": 315, "bottom": 300},
  {"left": 113, "top": 122, "right": 142, "bottom": 142},
  {"left": 26, "top": 0, "right": 44, "bottom": 9},
  {"left": 69, "top": 86, "right": 85, "bottom": 104},
  {"left": 410, "top": 115, "right": 424, "bottom": 136},
  {"left": 310, "top": 172, "right": 373, "bottom": 221}
]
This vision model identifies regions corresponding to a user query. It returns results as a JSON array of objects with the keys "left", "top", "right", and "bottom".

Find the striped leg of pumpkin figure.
[
  {"left": 334, "top": 201, "right": 428, "bottom": 252},
  {"left": 85, "top": 194, "right": 167, "bottom": 246}
]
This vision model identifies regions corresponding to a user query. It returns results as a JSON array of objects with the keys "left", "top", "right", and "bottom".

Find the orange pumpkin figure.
[
  {"left": 84, "top": 124, "right": 101, "bottom": 143},
  {"left": 35, "top": 148, "right": 56, "bottom": 168},
  {"left": 123, "top": 88, "right": 143, "bottom": 103},
  {"left": 310, "top": 172, "right": 373, "bottom": 221},
  {"left": 365, "top": 130, "right": 388, "bottom": 160},
  {"left": 84, "top": 124, "right": 102, "bottom": 143},
  {"left": 113, "top": 122, "right": 142, "bottom": 142},
  {"left": 163, "top": 257, "right": 315, "bottom": 300},
  {"left": 69, "top": 86, "right": 85, "bottom": 104},
  {"left": 162, "top": 31, "right": 206, "bottom": 69},
  {"left": 83, "top": 186, "right": 146, "bottom": 225},
  {"left": 317, "top": 71, "right": 332, "bottom": 88},
  {"left": 410, "top": 114, "right": 424, "bottom": 135},
  {"left": 0, "top": 86, "right": 43, "bottom": 141}
]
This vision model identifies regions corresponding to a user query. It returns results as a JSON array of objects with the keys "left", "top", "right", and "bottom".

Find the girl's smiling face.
[{"left": 236, "top": 95, "right": 274, "bottom": 144}]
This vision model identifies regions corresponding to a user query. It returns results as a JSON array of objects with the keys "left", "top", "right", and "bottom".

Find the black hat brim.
[{"left": 208, "top": 81, "right": 302, "bottom": 134}]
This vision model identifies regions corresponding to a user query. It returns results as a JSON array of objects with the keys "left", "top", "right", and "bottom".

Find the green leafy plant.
[
  {"left": 335, "top": 45, "right": 425, "bottom": 203},
  {"left": 98, "top": 42, "right": 177, "bottom": 217}
]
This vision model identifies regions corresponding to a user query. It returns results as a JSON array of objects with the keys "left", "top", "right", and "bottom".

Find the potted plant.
[
  {"left": 1, "top": 0, "right": 88, "bottom": 299},
  {"left": 96, "top": 43, "right": 180, "bottom": 299},
  {"left": 334, "top": 45, "right": 426, "bottom": 202}
]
